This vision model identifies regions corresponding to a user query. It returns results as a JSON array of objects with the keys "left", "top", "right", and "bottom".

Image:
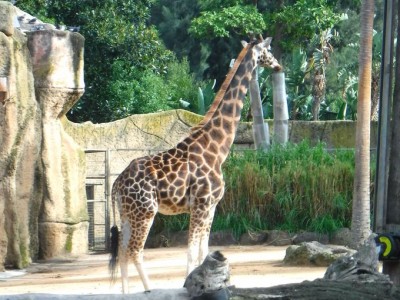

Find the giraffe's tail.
[{"left": 109, "top": 225, "right": 119, "bottom": 282}]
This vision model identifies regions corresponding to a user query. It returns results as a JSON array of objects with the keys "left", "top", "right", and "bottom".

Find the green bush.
[
  {"left": 153, "top": 141, "right": 370, "bottom": 238},
  {"left": 107, "top": 57, "right": 201, "bottom": 119}
]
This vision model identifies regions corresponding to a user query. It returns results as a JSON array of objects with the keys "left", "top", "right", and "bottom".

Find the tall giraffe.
[{"left": 109, "top": 37, "right": 281, "bottom": 293}]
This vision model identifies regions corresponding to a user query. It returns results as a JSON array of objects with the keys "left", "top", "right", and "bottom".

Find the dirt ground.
[{"left": 0, "top": 245, "right": 327, "bottom": 297}]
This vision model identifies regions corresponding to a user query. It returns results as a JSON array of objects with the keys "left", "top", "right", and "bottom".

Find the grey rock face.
[{"left": 284, "top": 241, "right": 356, "bottom": 266}]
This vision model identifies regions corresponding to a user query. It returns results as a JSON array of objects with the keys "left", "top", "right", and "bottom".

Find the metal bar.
[
  {"left": 105, "top": 149, "right": 111, "bottom": 251},
  {"left": 114, "top": 148, "right": 167, "bottom": 152},
  {"left": 86, "top": 176, "right": 106, "bottom": 179},
  {"left": 85, "top": 149, "right": 108, "bottom": 153},
  {"left": 374, "top": 0, "right": 395, "bottom": 232},
  {"left": 84, "top": 183, "right": 103, "bottom": 186}
]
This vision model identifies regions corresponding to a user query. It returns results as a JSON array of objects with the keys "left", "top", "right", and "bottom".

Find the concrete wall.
[{"left": 64, "top": 109, "right": 378, "bottom": 155}]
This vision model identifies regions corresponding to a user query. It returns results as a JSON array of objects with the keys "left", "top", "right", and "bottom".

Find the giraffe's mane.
[{"left": 190, "top": 42, "right": 254, "bottom": 133}]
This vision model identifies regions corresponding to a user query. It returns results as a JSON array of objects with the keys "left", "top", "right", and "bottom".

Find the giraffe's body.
[{"left": 109, "top": 37, "right": 281, "bottom": 293}]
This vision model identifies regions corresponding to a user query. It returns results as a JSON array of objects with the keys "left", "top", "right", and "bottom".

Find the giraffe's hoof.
[{"left": 144, "top": 290, "right": 151, "bottom": 294}]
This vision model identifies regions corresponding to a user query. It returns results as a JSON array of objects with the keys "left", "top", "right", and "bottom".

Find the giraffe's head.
[{"left": 242, "top": 37, "right": 282, "bottom": 72}]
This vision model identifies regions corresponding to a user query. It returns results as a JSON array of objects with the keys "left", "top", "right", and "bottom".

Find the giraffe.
[{"left": 109, "top": 36, "right": 281, "bottom": 293}]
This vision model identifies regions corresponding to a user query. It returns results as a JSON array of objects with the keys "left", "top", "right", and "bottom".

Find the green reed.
[{"left": 153, "top": 141, "right": 371, "bottom": 237}]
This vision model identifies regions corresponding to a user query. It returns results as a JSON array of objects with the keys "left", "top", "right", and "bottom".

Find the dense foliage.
[
  {"left": 16, "top": 0, "right": 198, "bottom": 122},
  {"left": 152, "top": 141, "right": 371, "bottom": 237},
  {"left": 13, "top": 0, "right": 383, "bottom": 122}
]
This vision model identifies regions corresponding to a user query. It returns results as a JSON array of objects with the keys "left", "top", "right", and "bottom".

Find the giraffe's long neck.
[{"left": 186, "top": 47, "right": 256, "bottom": 165}]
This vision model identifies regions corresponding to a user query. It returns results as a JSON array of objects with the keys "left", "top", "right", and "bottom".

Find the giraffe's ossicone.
[{"left": 109, "top": 36, "right": 281, "bottom": 293}]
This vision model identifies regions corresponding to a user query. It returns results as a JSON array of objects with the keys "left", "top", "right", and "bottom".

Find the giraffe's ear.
[
  {"left": 262, "top": 37, "right": 272, "bottom": 48},
  {"left": 241, "top": 40, "right": 248, "bottom": 48}
]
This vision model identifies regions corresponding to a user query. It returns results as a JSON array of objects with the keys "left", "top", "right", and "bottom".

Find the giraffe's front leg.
[
  {"left": 187, "top": 202, "right": 217, "bottom": 275},
  {"left": 187, "top": 236, "right": 200, "bottom": 275},
  {"left": 198, "top": 204, "right": 217, "bottom": 265}
]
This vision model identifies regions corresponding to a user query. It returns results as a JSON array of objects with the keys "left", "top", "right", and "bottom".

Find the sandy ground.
[{"left": 0, "top": 245, "right": 327, "bottom": 298}]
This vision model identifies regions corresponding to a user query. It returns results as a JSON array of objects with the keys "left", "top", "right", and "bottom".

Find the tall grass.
[{"left": 153, "top": 141, "right": 371, "bottom": 237}]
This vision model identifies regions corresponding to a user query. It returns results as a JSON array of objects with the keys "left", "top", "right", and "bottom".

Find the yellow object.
[{"left": 379, "top": 235, "right": 392, "bottom": 257}]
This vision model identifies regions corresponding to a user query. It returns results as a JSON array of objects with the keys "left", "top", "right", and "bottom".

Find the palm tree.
[
  {"left": 351, "top": 0, "right": 374, "bottom": 248},
  {"left": 310, "top": 29, "right": 335, "bottom": 120}
]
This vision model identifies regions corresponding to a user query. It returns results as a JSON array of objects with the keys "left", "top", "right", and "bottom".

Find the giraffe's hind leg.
[
  {"left": 126, "top": 211, "right": 156, "bottom": 292},
  {"left": 119, "top": 248, "right": 129, "bottom": 294},
  {"left": 119, "top": 219, "right": 131, "bottom": 294},
  {"left": 133, "top": 250, "right": 151, "bottom": 291}
]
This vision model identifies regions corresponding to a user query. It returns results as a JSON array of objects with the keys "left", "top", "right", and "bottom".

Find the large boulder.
[
  {"left": 239, "top": 231, "right": 268, "bottom": 245},
  {"left": 292, "top": 231, "right": 329, "bottom": 245},
  {"left": 265, "top": 230, "right": 293, "bottom": 246},
  {"left": 329, "top": 227, "right": 353, "bottom": 247},
  {"left": 284, "top": 241, "right": 356, "bottom": 266}
]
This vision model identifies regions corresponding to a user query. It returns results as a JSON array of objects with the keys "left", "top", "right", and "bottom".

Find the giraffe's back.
[{"left": 112, "top": 145, "right": 192, "bottom": 217}]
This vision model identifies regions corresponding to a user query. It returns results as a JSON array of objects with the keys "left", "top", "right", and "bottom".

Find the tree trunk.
[
  {"left": 272, "top": 71, "right": 288, "bottom": 144},
  {"left": 270, "top": 0, "right": 287, "bottom": 144},
  {"left": 371, "top": 72, "right": 380, "bottom": 121},
  {"left": 384, "top": 0, "right": 400, "bottom": 285},
  {"left": 230, "top": 281, "right": 400, "bottom": 299},
  {"left": 311, "top": 72, "right": 326, "bottom": 121},
  {"left": 351, "top": 0, "right": 374, "bottom": 248},
  {"left": 249, "top": 68, "right": 269, "bottom": 150}
]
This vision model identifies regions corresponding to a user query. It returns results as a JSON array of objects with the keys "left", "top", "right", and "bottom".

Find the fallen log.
[{"left": 230, "top": 280, "right": 400, "bottom": 299}]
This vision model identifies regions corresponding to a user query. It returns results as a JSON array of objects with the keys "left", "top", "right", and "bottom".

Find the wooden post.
[
  {"left": 374, "top": 0, "right": 395, "bottom": 233},
  {"left": 381, "top": 0, "right": 400, "bottom": 284}
]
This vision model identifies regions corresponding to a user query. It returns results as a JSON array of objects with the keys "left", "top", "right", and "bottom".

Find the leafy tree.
[
  {"left": 187, "top": 0, "right": 344, "bottom": 105},
  {"left": 285, "top": 48, "right": 313, "bottom": 120},
  {"left": 17, "top": 0, "right": 176, "bottom": 123},
  {"left": 105, "top": 58, "right": 200, "bottom": 119},
  {"left": 268, "top": 0, "right": 340, "bottom": 50},
  {"left": 190, "top": 4, "right": 266, "bottom": 38},
  {"left": 309, "top": 29, "right": 337, "bottom": 120},
  {"left": 188, "top": 1, "right": 266, "bottom": 85},
  {"left": 150, "top": 0, "right": 207, "bottom": 80}
]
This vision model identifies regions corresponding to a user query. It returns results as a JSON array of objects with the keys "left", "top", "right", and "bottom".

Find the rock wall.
[
  {"left": 0, "top": 2, "right": 87, "bottom": 271},
  {"left": 0, "top": 1, "right": 42, "bottom": 270},
  {"left": 64, "top": 111, "right": 378, "bottom": 152}
]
